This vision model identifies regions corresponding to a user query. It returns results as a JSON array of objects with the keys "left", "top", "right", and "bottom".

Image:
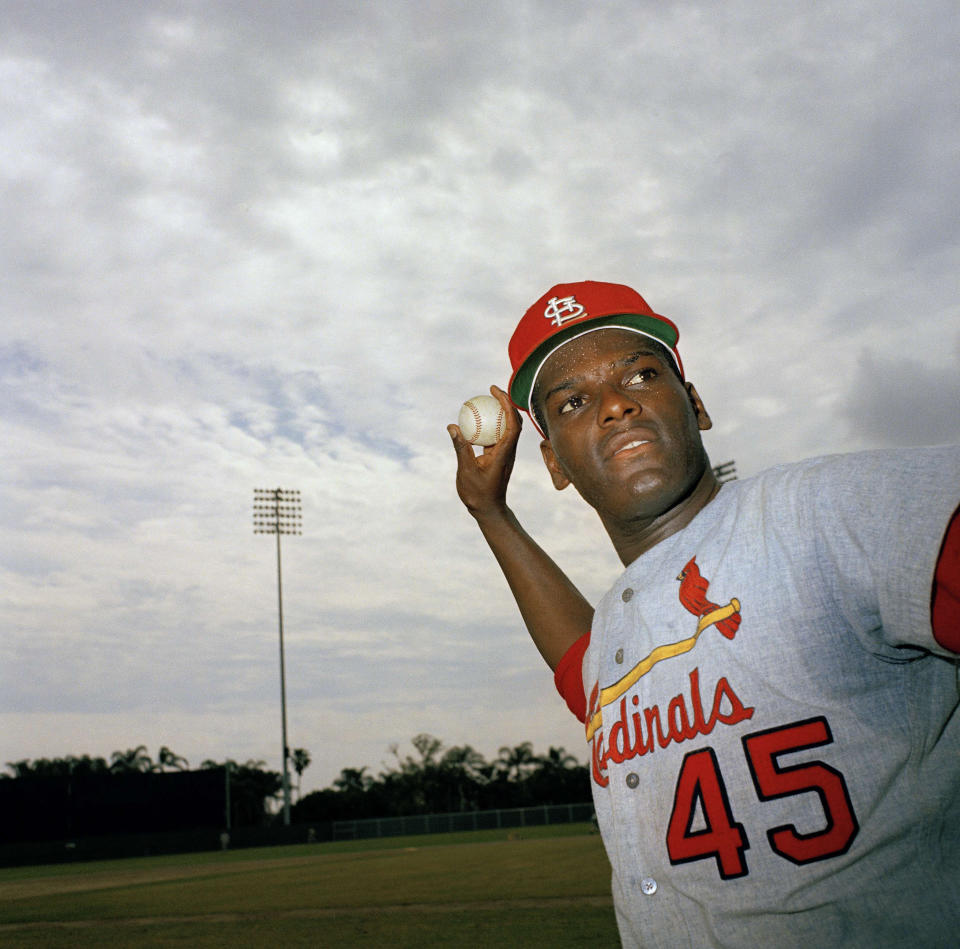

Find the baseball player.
[{"left": 449, "top": 281, "right": 960, "bottom": 948}]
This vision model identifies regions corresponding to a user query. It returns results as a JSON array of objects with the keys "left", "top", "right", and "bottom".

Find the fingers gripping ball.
[{"left": 458, "top": 395, "right": 506, "bottom": 447}]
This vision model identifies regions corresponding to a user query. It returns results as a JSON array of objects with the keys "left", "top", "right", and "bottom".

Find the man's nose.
[{"left": 598, "top": 384, "right": 641, "bottom": 425}]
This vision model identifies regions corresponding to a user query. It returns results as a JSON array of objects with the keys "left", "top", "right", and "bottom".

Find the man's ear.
[
  {"left": 540, "top": 439, "right": 571, "bottom": 490},
  {"left": 686, "top": 382, "right": 713, "bottom": 432}
]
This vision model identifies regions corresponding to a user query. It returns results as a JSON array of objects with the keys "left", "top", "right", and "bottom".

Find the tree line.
[
  {"left": 2, "top": 745, "right": 302, "bottom": 834},
  {"left": 3, "top": 736, "right": 588, "bottom": 833},
  {"left": 3, "top": 744, "right": 311, "bottom": 787},
  {"left": 292, "top": 735, "right": 589, "bottom": 823}
]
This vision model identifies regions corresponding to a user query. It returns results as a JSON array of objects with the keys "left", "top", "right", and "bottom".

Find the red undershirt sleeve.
[
  {"left": 554, "top": 631, "right": 591, "bottom": 723},
  {"left": 932, "top": 504, "right": 960, "bottom": 653}
]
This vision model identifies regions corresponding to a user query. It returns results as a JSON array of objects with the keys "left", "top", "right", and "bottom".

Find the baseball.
[{"left": 458, "top": 394, "right": 506, "bottom": 447}]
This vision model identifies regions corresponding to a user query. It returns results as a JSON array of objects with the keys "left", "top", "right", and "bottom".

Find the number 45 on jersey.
[{"left": 667, "top": 716, "right": 860, "bottom": 879}]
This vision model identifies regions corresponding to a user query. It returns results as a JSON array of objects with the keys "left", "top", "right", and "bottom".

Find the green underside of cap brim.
[{"left": 510, "top": 313, "right": 680, "bottom": 412}]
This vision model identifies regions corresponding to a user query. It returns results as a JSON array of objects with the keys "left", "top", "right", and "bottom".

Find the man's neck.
[{"left": 607, "top": 468, "right": 722, "bottom": 566}]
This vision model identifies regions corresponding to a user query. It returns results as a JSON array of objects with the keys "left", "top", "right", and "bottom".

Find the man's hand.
[{"left": 448, "top": 385, "right": 522, "bottom": 520}]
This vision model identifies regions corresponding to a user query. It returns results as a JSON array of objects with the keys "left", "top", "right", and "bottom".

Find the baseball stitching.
[{"left": 467, "top": 400, "right": 483, "bottom": 441}]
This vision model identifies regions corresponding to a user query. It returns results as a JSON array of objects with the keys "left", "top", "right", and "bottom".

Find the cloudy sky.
[{"left": 2, "top": 1, "right": 958, "bottom": 799}]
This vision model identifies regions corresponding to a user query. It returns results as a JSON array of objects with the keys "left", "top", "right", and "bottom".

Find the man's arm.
[{"left": 448, "top": 385, "right": 593, "bottom": 670}]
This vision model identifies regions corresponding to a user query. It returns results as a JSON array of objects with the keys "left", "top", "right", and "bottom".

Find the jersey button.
[
  {"left": 621, "top": 588, "right": 634, "bottom": 602},
  {"left": 641, "top": 877, "right": 658, "bottom": 896},
  {"left": 615, "top": 648, "right": 624, "bottom": 664},
  {"left": 625, "top": 772, "right": 639, "bottom": 789}
]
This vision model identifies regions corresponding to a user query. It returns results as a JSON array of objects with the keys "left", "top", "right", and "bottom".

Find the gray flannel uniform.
[{"left": 583, "top": 446, "right": 960, "bottom": 948}]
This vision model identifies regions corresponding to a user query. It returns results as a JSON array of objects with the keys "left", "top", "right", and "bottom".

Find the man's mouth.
[{"left": 612, "top": 438, "right": 651, "bottom": 457}]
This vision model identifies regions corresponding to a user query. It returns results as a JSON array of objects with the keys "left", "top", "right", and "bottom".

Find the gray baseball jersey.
[{"left": 579, "top": 446, "right": 960, "bottom": 948}]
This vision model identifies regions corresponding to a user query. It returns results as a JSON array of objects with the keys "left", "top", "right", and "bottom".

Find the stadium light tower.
[
  {"left": 253, "top": 487, "right": 302, "bottom": 826},
  {"left": 712, "top": 460, "right": 738, "bottom": 483}
]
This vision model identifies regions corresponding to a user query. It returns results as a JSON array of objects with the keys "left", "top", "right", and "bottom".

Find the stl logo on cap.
[{"left": 544, "top": 295, "right": 587, "bottom": 327}]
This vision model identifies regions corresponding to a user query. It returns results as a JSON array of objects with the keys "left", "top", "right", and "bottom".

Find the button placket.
[{"left": 615, "top": 587, "right": 633, "bottom": 668}]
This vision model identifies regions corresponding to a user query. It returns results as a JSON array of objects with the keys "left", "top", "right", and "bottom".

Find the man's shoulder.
[
  {"left": 742, "top": 444, "right": 960, "bottom": 494},
  {"left": 605, "top": 445, "right": 960, "bottom": 590},
  {"left": 730, "top": 444, "right": 960, "bottom": 556}
]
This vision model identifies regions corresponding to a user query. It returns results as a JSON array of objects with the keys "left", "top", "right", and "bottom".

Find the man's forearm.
[{"left": 474, "top": 505, "right": 593, "bottom": 670}]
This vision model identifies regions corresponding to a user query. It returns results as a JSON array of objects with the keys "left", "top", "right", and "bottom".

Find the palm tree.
[
  {"left": 333, "top": 766, "right": 371, "bottom": 794},
  {"left": 67, "top": 754, "right": 110, "bottom": 776},
  {"left": 290, "top": 748, "right": 311, "bottom": 801},
  {"left": 4, "top": 759, "right": 33, "bottom": 779},
  {"left": 539, "top": 746, "right": 579, "bottom": 772},
  {"left": 528, "top": 745, "right": 589, "bottom": 805},
  {"left": 496, "top": 742, "right": 537, "bottom": 783},
  {"left": 109, "top": 745, "right": 153, "bottom": 773},
  {"left": 440, "top": 744, "right": 489, "bottom": 812},
  {"left": 155, "top": 746, "right": 189, "bottom": 772},
  {"left": 441, "top": 744, "right": 488, "bottom": 781}
]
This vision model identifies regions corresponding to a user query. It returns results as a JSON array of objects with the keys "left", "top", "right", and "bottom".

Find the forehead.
[{"left": 537, "top": 328, "right": 670, "bottom": 387}]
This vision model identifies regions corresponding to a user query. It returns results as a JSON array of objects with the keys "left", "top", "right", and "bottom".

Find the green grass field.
[{"left": 0, "top": 824, "right": 618, "bottom": 947}]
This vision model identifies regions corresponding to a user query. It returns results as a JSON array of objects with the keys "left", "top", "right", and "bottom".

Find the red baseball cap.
[{"left": 508, "top": 280, "right": 683, "bottom": 421}]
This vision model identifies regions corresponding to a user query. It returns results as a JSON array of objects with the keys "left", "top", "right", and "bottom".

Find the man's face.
[{"left": 535, "top": 328, "right": 712, "bottom": 528}]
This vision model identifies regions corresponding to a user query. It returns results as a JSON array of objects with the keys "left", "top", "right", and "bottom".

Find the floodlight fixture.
[{"left": 712, "top": 460, "right": 737, "bottom": 484}]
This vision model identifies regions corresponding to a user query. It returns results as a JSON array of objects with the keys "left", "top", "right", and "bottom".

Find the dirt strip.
[
  {"left": 0, "top": 855, "right": 323, "bottom": 901},
  {"left": 0, "top": 896, "right": 614, "bottom": 932}
]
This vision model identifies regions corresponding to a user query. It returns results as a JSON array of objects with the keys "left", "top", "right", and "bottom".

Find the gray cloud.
[{"left": 840, "top": 343, "right": 960, "bottom": 447}]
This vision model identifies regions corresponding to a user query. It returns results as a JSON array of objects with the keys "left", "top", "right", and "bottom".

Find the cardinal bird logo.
[
  {"left": 585, "top": 557, "right": 741, "bottom": 741},
  {"left": 677, "top": 558, "right": 741, "bottom": 640}
]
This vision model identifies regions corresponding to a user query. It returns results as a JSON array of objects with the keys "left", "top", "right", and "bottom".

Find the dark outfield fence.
[
  {"left": 330, "top": 802, "right": 595, "bottom": 841},
  {"left": 0, "top": 769, "right": 225, "bottom": 840},
  {"left": 0, "top": 802, "right": 595, "bottom": 867}
]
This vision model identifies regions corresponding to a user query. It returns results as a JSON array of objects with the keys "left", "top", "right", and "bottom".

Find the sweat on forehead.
[
  {"left": 538, "top": 329, "right": 676, "bottom": 379},
  {"left": 530, "top": 328, "right": 682, "bottom": 436}
]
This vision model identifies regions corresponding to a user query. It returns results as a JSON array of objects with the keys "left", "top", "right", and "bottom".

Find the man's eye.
[
  {"left": 626, "top": 368, "right": 657, "bottom": 385},
  {"left": 559, "top": 395, "right": 584, "bottom": 415}
]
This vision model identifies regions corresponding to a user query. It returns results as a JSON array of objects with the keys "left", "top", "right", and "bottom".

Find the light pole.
[
  {"left": 712, "top": 460, "right": 737, "bottom": 483},
  {"left": 253, "top": 487, "right": 302, "bottom": 826}
]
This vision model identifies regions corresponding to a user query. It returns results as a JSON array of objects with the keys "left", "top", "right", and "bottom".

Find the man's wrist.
[{"left": 471, "top": 500, "right": 513, "bottom": 527}]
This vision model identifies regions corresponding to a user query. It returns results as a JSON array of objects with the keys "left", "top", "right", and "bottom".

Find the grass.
[{"left": 0, "top": 823, "right": 617, "bottom": 947}]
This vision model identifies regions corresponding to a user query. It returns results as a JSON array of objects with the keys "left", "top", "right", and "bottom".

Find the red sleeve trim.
[
  {"left": 932, "top": 504, "right": 960, "bottom": 652},
  {"left": 554, "top": 632, "right": 591, "bottom": 723}
]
